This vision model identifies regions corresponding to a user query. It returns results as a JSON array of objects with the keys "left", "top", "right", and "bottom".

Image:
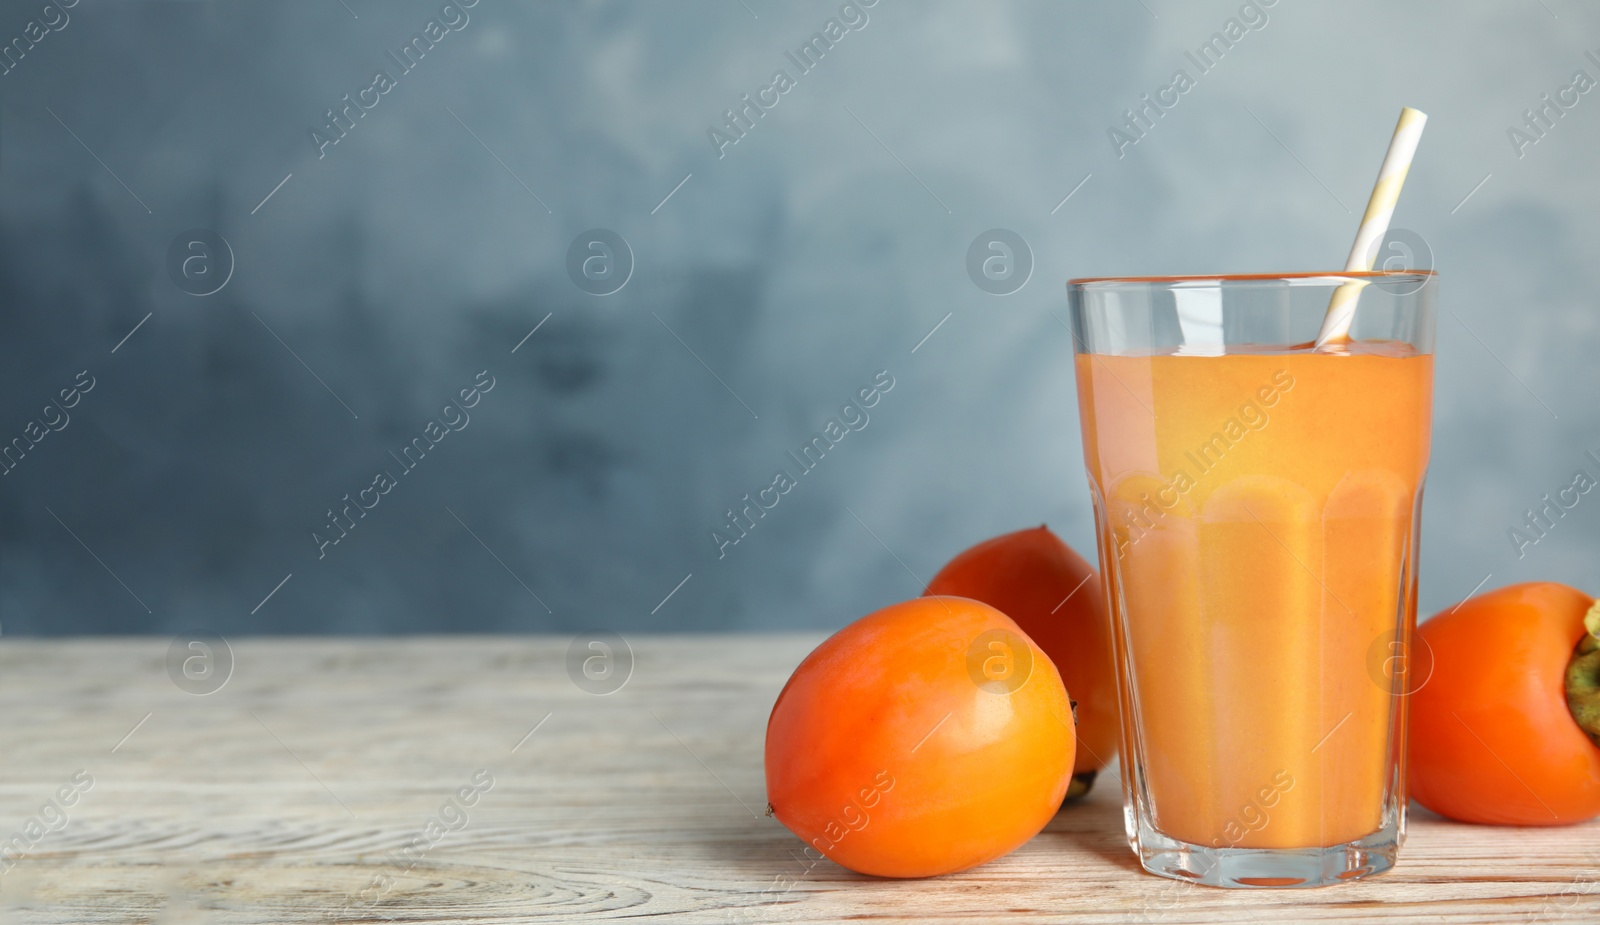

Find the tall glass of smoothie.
[{"left": 1069, "top": 270, "right": 1435, "bottom": 888}]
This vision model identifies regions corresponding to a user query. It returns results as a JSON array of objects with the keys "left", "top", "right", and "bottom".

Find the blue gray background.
[{"left": 1, "top": 0, "right": 1596, "bottom": 635}]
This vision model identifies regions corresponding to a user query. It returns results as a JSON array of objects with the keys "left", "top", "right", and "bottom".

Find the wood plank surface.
[{"left": 0, "top": 636, "right": 1595, "bottom": 924}]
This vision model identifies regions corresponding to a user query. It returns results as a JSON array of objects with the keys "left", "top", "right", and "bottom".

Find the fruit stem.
[{"left": 1565, "top": 600, "right": 1600, "bottom": 747}]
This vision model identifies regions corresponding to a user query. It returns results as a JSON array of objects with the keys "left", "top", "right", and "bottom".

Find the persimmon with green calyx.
[
  {"left": 1408, "top": 582, "right": 1600, "bottom": 826},
  {"left": 924, "top": 525, "right": 1118, "bottom": 801},
  {"left": 764, "top": 596, "right": 1075, "bottom": 878}
]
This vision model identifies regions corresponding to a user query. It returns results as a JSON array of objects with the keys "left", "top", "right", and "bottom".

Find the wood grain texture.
[{"left": 0, "top": 636, "right": 1596, "bottom": 924}]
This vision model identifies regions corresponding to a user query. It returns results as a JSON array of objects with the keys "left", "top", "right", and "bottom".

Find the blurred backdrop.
[{"left": 1, "top": 0, "right": 1597, "bottom": 635}]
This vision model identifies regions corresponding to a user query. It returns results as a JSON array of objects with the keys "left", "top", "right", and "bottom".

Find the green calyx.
[
  {"left": 1064, "top": 770, "right": 1098, "bottom": 802},
  {"left": 1565, "top": 600, "right": 1600, "bottom": 747}
]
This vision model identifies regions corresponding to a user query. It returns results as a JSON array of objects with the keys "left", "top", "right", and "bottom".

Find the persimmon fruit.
[
  {"left": 1407, "top": 581, "right": 1600, "bottom": 826},
  {"left": 924, "top": 525, "right": 1118, "bottom": 800},
  {"left": 764, "top": 596, "right": 1075, "bottom": 878}
]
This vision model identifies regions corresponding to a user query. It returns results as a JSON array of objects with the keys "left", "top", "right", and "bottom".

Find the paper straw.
[{"left": 1314, "top": 107, "right": 1428, "bottom": 347}]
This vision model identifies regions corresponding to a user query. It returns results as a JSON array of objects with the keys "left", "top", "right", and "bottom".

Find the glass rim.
[{"left": 1068, "top": 269, "right": 1437, "bottom": 287}]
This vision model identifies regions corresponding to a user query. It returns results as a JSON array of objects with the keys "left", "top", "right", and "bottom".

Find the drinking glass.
[{"left": 1068, "top": 271, "right": 1436, "bottom": 888}]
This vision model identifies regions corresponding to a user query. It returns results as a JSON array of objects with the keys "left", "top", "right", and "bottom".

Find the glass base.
[{"left": 1132, "top": 821, "right": 1398, "bottom": 889}]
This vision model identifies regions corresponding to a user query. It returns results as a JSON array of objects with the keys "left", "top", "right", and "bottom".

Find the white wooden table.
[{"left": 1, "top": 636, "right": 1596, "bottom": 923}]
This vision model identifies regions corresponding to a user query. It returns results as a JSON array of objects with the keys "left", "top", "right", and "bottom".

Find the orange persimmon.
[
  {"left": 924, "top": 525, "right": 1118, "bottom": 799},
  {"left": 764, "top": 596, "right": 1075, "bottom": 878},
  {"left": 1408, "top": 581, "right": 1600, "bottom": 826}
]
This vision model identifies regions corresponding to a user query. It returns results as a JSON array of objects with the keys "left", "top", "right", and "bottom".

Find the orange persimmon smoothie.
[{"left": 1076, "top": 341, "right": 1433, "bottom": 850}]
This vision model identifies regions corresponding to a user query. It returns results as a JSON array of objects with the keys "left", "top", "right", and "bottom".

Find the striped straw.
[{"left": 1314, "top": 106, "right": 1428, "bottom": 347}]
